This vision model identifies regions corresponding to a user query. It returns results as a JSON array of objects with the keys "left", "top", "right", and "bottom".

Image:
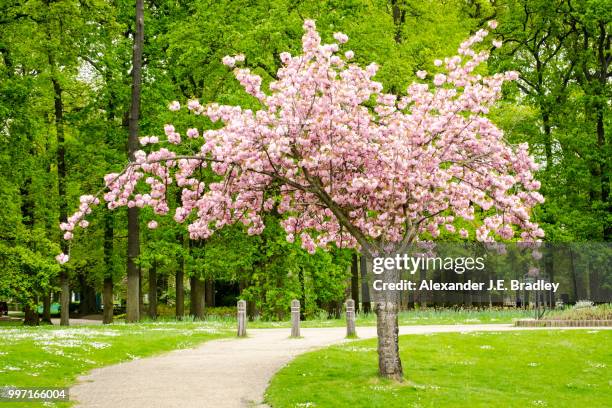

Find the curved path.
[{"left": 70, "top": 324, "right": 608, "bottom": 408}]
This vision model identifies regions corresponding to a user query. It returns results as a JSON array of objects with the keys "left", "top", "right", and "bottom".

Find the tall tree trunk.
[
  {"left": 157, "top": 273, "right": 167, "bottom": 303},
  {"left": 191, "top": 277, "right": 205, "bottom": 319},
  {"left": 375, "top": 266, "right": 403, "bottom": 380},
  {"left": 595, "top": 21, "right": 610, "bottom": 241},
  {"left": 78, "top": 274, "right": 97, "bottom": 315},
  {"left": 298, "top": 267, "right": 306, "bottom": 319},
  {"left": 103, "top": 277, "right": 114, "bottom": 324},
  {"left": 139, "top": 267, "right": 145, "bottom": 317},
  {"left": 41, "top": 293, "right": 52, "bottom": 324},
  {"left": 568, "top": 246, "right": 579, "bottom": 302},
  {"left": 205, "top": 279, "right": 214, "bottom": 307},
  {"left": 390, "top": 0, "right": 406, "bottom": 44},
  {"left": 360, "top": 254, "right": 371, "bottom": 313},
  {"left": 350, "top": 253, "right": 360, "bottom": 312},
  {"left": 175, "top": 235, "right": 185, "bottom": 319},
  {"left": 189, "top": 276, "right": 196, "bottom": 316},
  {"left": 126, "top": 0, "right": 145, "bottom": 323},
  {"left": 148, "top": 261, "right": 157, "bottom": 320},
  {"left": 51, "top": 74, "right": 70, "bottom": 327},
  {"left": 103, "top": 212, "right": 114, "bottom": 324}
]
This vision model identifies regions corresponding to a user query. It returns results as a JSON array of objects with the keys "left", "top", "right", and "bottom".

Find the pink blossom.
[
  {"left": 187, "top": 99, "right": 201, "bottom": 111},
  {"left": 186, "top": 128, "right": 199, "bottom": 138},
  {"left": 56, "top": 253, "right": 69, "bottom": 264},
  {"left": 222, "top": 55, "right": 236, "bottom": 67},
  {"left": 148, "top": 220, "right": 158, "bottom": 229},
  {"left": 488, "top": 20, "right": 498, "bottom": 29},
  {"left": 433, "top": 73, "right": 446, "bottom": 86},
  {"left": 59, "top": 21, "right": 543, "bottom": 263},
  {"left": 344, "top": 50, "right": 354, "bottom": 59},
  {"left": 280, "top": 52, "right": 292, "bottom": 64},
  {"left": 168, "top": 101, "right": 180, "bottom": 111},
  {"left": 333, "top": 32, "right": 348, "bottom": 44},
  {"left": 492, "top": 40, "right": 502, "bottom": 48}
]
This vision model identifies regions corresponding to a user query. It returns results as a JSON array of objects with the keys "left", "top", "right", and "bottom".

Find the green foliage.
[{"left": 1, "top": 0, "right": 609, "bottom": 317}]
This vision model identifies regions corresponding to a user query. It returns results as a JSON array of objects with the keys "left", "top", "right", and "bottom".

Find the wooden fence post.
[
  {"left": 291, "top": 299, "right": 300, "bottom": 338},
  {"left": 345, "top": 299, "right": 356, "bottom": 337},
  {"left": 237, "top": 299, "right": 247, "bottom": 337}
]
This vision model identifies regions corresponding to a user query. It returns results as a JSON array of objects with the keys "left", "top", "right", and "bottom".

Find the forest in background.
[{"left": 0, "top": 0, "right": 609, "bottom": 325}]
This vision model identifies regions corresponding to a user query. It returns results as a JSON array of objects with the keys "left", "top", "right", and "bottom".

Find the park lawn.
[
  {"left": 0, "top": 321, "right": 233, "bottom": 407},
  {"left": 266, "top": 330, "right": 612, "bottom": 408},
  {"left": 171, "top": 308, "right": 534, "bottom": 329}
]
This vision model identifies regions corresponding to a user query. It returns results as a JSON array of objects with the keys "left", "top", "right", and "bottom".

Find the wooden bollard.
[
  {"left": 345, "top": 299, "right": 356, "bottom": 337},
  {"left": 290, "top": 299, "right": 300, "bottom": 338},
  {"left": 237, "top": 300, "right": 247, "bottom": 337}
]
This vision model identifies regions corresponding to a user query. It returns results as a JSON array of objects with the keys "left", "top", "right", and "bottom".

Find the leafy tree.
[{"left": 59, "top": 20, "right": 544, "bottom": 379}]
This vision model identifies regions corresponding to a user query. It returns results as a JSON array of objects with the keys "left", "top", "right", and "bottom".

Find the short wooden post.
[
  {"left": 290, "top": 299, "right": 300, "bottom": 338},
  {"left": 345, "top": 299, "right": 356, "bottom": 337},
  {"left": 237, "top": 300, "right": 247, "bottom": 337}
]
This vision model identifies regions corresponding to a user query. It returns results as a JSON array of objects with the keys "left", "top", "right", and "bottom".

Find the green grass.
[
  {"left": 0, "top": 321, "right": 232, "bottom": 407},
  {"left": 266, "top": 330, "right": 612, "bottom": 407},
  {"left": 142, "top": 308, "right": 533, "bottom": 329}
]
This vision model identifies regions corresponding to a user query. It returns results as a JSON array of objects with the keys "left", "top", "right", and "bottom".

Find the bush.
[{"left": 545, "top": 304, "right": 611, "bottom": 321}]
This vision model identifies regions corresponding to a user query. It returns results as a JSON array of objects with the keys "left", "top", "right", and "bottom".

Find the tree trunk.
[
  {"left": 23, "top": 303, "right": 40, "bottom": 326},
  {"left": 157, "top": 273, "right": 167, "bottom": 303},
  {"left": 78, "top": 274, "right": 97, "bottom": 315},
  {"left": 351, "top": 253, "right": 360, "bottom": 313},
  {"left": 139, "top": 267, "right": 145, "bottom": 317},
  {"left": 375, "top": 301, "right": 402, "bottom": 380},
  {"left": 59, "top": 273, "right": 70, "bottom": 325},
  {"left": 148, "top": 261, "right": 157, "bottom": 320},
  {"left": 103, "top": 277, "right": 114, "bottom": 324},
  {"left": 103, "top": 212, "right": 114, "bottom": 324},
  {"left": 373, "top": 264, "right": 403, "bottom": 380},
  {"left": 175, "top": 258, "right": 184, "bottom": 320},
  {"left": 298, "top": 268, "right": 306, "bottom": 320},
  {"left": 191, "top": 277, "right": 205, "bottom": 319},
  {"left": 126, "top": 0, "right": 145, "bottom": 323},
  {"left": 205, "top": 279, "right": 214, "bottom": 307},
  {"left": 360, "top": 254, "right": 371, "bottom": 314},
  {"left": 594, "top": 21, "right": 610, "bottom": 241},
  {"left": 50, "top": 72, "right": 70, "bottom": 326},
  {"left": 41, "top": 292, "right": 52, "bottom": 324},
  {"left": 390, "top": 0, "right": 406, "bottom": 44},
  {"left": 189, "top": 276, "right": 196, "bottom": 316}
]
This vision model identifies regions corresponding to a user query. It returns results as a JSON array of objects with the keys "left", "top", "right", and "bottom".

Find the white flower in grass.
[
  {"left": 89, "top": 342, "right": 110, "bottom": 349},
  {"left": 4, "top": 366, "right": 21, "bottom": 371}
]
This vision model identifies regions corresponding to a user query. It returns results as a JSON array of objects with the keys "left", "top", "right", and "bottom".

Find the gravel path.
[{"left": 70, "top": 324, "right": 608, "bottom": 408}]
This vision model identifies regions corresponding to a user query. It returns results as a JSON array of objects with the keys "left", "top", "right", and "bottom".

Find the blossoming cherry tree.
[{"left": 59, "top": 20, "right": 543, "bottom": 379}]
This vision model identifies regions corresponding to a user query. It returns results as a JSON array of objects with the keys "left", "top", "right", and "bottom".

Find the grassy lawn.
[
  {"left": 144, "top": 308, "right": 534, "bottom": 329},
  {"left": 0, "top": 321, "right": 233, "bottom": 407},
  {"left": 266, "top": 330, "right": 612, "bottom": 407}
]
